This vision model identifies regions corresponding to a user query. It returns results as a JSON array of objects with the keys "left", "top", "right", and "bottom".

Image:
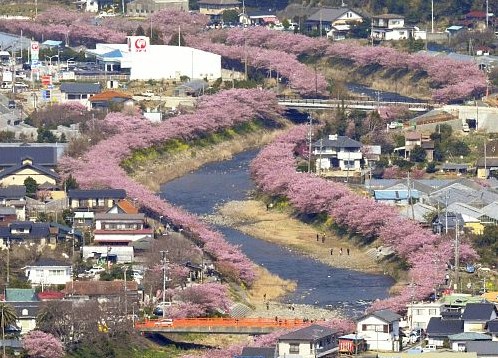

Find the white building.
[
  {"left": 357, "top": 310, "right": 402, "bottom": 352},
  {"left": 88, "top": 36, "right": 222, "bottom": 81},
  {"left": 277, "top": 324, "right": 339, "bottom": 357},
  {"left": 94, "top": 212, "right": 153, "bottom": 245},
  {"left": 312, "top": 134, "right": 363, "bottom": 171},
  {"left": 407, "top": 301, "right": 446, "bottom": 331},
  {"left": 371, "top": 14, "right": 413, "bottom": 40},
  {"left": 24, "top": 259, "right": 72, "bottom": 286}
]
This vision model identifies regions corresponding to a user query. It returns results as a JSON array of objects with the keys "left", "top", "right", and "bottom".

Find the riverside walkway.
[{"left": 135, "top": 317, "right": 313, "bottom": 334}]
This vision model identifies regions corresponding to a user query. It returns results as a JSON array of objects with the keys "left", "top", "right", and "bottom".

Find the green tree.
[
  {"left": 24, "top": 177, "right": 38, "bottom": 196},
  {"left": 168, "top": 32, "right": 185, "bottom": 46},
  {"left": 222, "top": 9, "right": 239, "bottom": 24},
  {"left": 0, "top": 131, "right": 16, "bottom": 142},
  {"left": 282, "top": 18, "right": 290, "bottom": 30},
  {"left": 135, "top": 24, "right": 145, "bottom": 36},
  {"left": 1, "top": 302, "right": 18, "bottom": 345},
  {"left": 63, "top": 174, "right": 79, "bottom": 191},
  {"left": 37, "top": 128, "right": 58, "bottom": 143},
  {"left": 410, "top": 145, "right": 427, "bottom": 162},
  {"left": 426, "top": 162, "right": 437, "bottom": 173},
  {"left": 350, "top": 19, "right": 371, "bottom": 39}
]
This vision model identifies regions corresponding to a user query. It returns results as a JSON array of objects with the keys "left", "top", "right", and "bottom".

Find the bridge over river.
[
  {"left": 135, "top": 317, "right": 315, "bottom": 334},
  {"left": 278, "top": 97, "right": 436, "bottom": 112}
]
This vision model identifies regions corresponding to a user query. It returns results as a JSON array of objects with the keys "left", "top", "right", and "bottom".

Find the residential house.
[
  {"left": 62, "top": 280, "right": 139, "bottom": 304},
  {"left": 107, "top": 199, "right": 139, "bottom": 214},
  {"left": 407, "top": 301, "right": 446, "bottom": 331},
  {"left": 432, "top": 212, "right": 464, "bottom": 235},
  {"left": 426, "top": 316, "right": 464, "bottom": 346},
  {"left": 447, "top": 202, "right": 485, "bottom": 235},
  {"left": 356, "top": 309, "right": 402, "bottom": 351},
  {"left": 68, "top": 189, "right": 127, "bottom": 210},
  {"left": 240, "top": 9, "right": 280, "bottom": 26},
  {"left": 312, "top": 134, "right": 363, "bottom": 171},
  {"left": 400, "top": 202, "right": 437, "bottom": 224},
  {"left": 0, "top": 207, "right": 17, "bottom": 227},
  {"left": 0, "top": 186, "right": 26, "bottom": 221},
  {"left": 305, "top": 7, "right": 363, "bottom": 36},
  {"left": 89, "top": 90, "right": 133, "bottom": 110},
  {"left": 487, "top": 320, "right": 498, "bottom": 341},
  {"left": 397, "top": 131, "right": 434, "bottom": 161},
  {"left": 463, "top": 303, "right": 498, "bottom": 333},
  {"left": 126, "top": 0, "right": 188, "bottom": 17},
  {"left": 59, "top": 82, "right": 101, "bottom": 107},
  {"left": 93, "top": 212, "right": 153, "bottom": 245},
  {"left": 371, "top": 14, "right": 413, "bottom": 41},
  {"left": 0, "top": 157, "right": 59, "bottom": 187},
  {"left": 198, "top": 0, "right": 240, "bottom": 21},
  {"left": 449, "top": 332, "right": 492, "bottom": 352},
  {"left": 466, "top": 341, "right": 498, "bottom": 357},
  {"left": 277, "top": 324, "right": 339, "bottom": 358},
  {"left": 82, "top": 245, "right": 134, "bottom": 263},
  {"left": 24, "top": 258, "right": 72, "bottom": 287},
  {"left": 237, "top": 347, "right": 276, "bottom": 358},
  {"left": 373, "top": 188, "right": 420, "bottom": 205},
  {"left": 477, "top": 158, "right": 498, "bottom": 179},
  {"left": 174, "top": 79, "right": 209, "bottom": 97},
  {"left": 442, "top": 163, "right": 470, "bottom": 175},
  {"left": 0, "top": 221, "right": 51, "bottom": 249},
  {"left": 338, "top": 334, "right": 367, "bottom": 355},
  {"left": 73, "top": 211, "right": 95, "bottom": 230},
  {"left": 5, "top": 288, "right": 40, "bottom": 335},
  {"left": 481, "top": 202, "right": 498, "bottom": 225}
]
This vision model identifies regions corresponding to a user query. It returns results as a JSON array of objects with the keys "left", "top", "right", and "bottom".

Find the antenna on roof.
[{"left": 341, "top": 0, "right": 346, "bottom": 7}]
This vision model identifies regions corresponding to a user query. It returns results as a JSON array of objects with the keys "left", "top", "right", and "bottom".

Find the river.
[{"left": 160, "top": 150, "right": 394, "bottom": 316}]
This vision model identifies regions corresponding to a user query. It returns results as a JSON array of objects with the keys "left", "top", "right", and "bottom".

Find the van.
[
  {"left": 462, "top": 123, "right": 470, "bottom": 132},
  {"left": 423, "top": 344, "right": 437, "bottom": 352}
]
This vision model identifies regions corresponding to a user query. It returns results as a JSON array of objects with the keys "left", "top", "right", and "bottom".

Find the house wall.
[
  {"left": 70, "top": 198, "right": 117, "bottom": 209},
  {"left": 357, "top": 316, "right": 400, "bottom": 351},
  {"left": 26, "top": 266, "right": 72, "bottom": 285},
  {"left": 278, "top": 341, "right": 312, "bottom": 357},
  {"left": 95, "top": 219, "right": 143, "bottom": 230},
  {"left": 94, "top": 232, "right": 151, "bottom": 243},
  {"left": 407, "top": 303, "right": 444, "bottom": 330},
  {"left": 199, "top": 3, "right": 239, "bottom": 16},
  {"left": 82, "top": 245, "right": 134, "bottom": 263},
  {"left": 16, "top": 318, "right": 36, "bottom": 335},
  {"left": 0, "top": 168, "right": 56, "bottom": 186}
]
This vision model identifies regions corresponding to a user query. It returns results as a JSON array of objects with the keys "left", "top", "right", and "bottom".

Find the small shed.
[
  {"left": 338, "top": 334, "right": 367, "bottom": 354},
  {"left": 174, "top": 79, "right": 208, "bottom": 97}
]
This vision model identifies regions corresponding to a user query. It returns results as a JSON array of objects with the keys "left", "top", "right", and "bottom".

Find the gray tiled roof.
[
  {"left": 307, "top": 7, "right": 352, "bottom": 22},
  {"left": 0, "top": 144, "right": 57, "bottom": 167},
  {"left": 95, "top": 213, "right": 144, "bottom": 221},
  {"left": 0, "top": 185, "right": 26, "bottom": 199},
  {"left": 68, "top": 189, "right": 126, "bottom": 199},
  {"left": 448, "top": 332, "right": 492, "bottom": 341},
  {"left": 279, "top": 324, "right": 338, "bottom": 341},
  {"left": 313, "top": 135, "right": 362, "bottom": 149},
  {"left": 60, "top": 82, "right": 101, "bottom": 95},
  {"left": 0, "top": 161, "right": 59, "bottom": 181},
  {"left": 426, "top": 317, "right": 464, "bottom": 336},
  {"left": 239, "top": 347, "right": 276, "bottom": 358},
  {"left": 367, "top": 309, "right": 402, "bottom": 323},
  {"left": 466, "top": 341, "right": 498, "bottom": 355},
  {"left": 462, "top": 303, "right": 497, "bottom": 321},
  {"left": 487, "top": 320, "right": 498, "bottom": 333}
]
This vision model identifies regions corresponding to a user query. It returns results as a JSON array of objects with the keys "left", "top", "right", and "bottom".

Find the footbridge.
[
  {"left": 278, "top": 97, "right": 436, "bottom": 112},
  {"left": 135, "top": 317, "right": 312, "bottom": 334}
]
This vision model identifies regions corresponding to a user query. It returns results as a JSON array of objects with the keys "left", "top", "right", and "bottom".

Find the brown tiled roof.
[
  {"left": 89, "top": 90, "right": 132, "bottom": 102},
  {"left": 117, "top": 199, "right": 139, "bottom": 214},
  {"left": 405, "top": 131, "right": 421, "bottom": 140},
  {"left": 63, "top": 280, "right": 138, "bottom": 296}
]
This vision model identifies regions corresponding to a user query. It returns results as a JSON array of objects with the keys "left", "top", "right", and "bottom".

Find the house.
[
  {"left": 356, "top": 309, "right": 402, "bottom": 351},
  {"left": 373, "top": 188, "right": 420, "bottom": 205},
  {"left": 240, "top": 9, "right": 280, "bottom": 26},
  {"left": 0, "top": 207, "right": 17, "bottom": 227},
  {"left": 0, "top": 157, "right": 59, "bottom": 187},
  {"left": 237, "top": 347, "right": 276, "bottom": 358},
  {"left": 305, "top": 7, "right": 362, "bottom": 35},
  {"left": 174, "top": 80, "right": 209, "bottom": 97},
  {"left": 477, "top": 158, "right": 498, "bottom": 179},
  {"left": 449, "top": 332, "right": 492, "bottom": 352},
  {"left": 487, "top": 320, "right": 498, "bottom": 341},
  {"left": 277, "top": 324, "right": 339, "bottom": 358},
  {"left": 62, "top": 280, "right": 139, "bottom": 303},
  {"left": 463, "top": 303, "right": 498, "bottom": 333},
  {"left": 24, "top": 258, "right": 72, "bottom": 287},
  {"left": 446, "top": 202, "right": 485, "bottom": 235},
  {"left": 93, "top": 212, "right": 153, "bottom": 245},
  {"left": 59, "top": 82, "right": 101, "bottom": 107},
  {"left": 82, "top": 245, "right": 134, "bottom": 263},
  {"left": 126, "top": 0, "right": 188, "bottom": 17},
  {"left": 73, "top": 210, "right": 95, "bottom": 230},
  {"left": 5, "top": 288, "right": 40, "bottom": 335},
  {"left": 89, "top": 90, "right": 133, "bottom": 110},
  {"left": 107, "top": 199, "right": 139, "bottom": 214},
  {"left": 198, "top": 0, "right": 240, "bottom": 21},
  {"left": 0, "top": 221, "right": 51, "bottom": 249},
  {"left": 68, "top": 189, "right": 127, "bottom": 210},
  {"left": 371, "top": 14, "right": 413, "bottom": 41},
  {"left": 395, "top": 131, "right": 434, "bottom": 161},
  {"left": 407, "top": 301, "right": 446, "bottom": 331},
  {"left": 426, "top": 317, "right": 464, "bottom": 346},
  {"left": 312, "top": 134, "right": 363, "bottom": 172},
  {"left": 442, "top": 163, "right": 470, "bottom": 175},
  {"left": 432, "top": 212, "right": 464, "bottom": 235},
  {"left": 338, "top": 334, "right": 367, "bottom": 355},
  {"left": 466, "top": 341, "right": 498, "bottom": 357}
]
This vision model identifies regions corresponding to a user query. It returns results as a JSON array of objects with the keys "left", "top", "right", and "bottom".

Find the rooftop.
[
  {"left": 279, "top": 324, "right": 338, "bottom": 341},
  {"left": 307, "top": 7, "right": 355, "bottom": 22},
  {"left": 68, "top": 188, "right": 126, "bottom": 199},
  {"left": 60, "top": 82, "right": 101, "bottom": 95},
  {"left": 313, "top": 135, "right": 362, "bottom": 149}
]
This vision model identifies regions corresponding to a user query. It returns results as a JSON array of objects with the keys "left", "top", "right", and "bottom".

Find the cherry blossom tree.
[{"left": 22, "top": 330, "right": 64, "bottom": 358}]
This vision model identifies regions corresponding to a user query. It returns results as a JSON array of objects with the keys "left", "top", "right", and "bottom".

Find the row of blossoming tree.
[{"left": 250, "top": 125, "right": 478, "bottom": 312}]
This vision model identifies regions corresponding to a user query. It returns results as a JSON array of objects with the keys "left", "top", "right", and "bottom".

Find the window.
[
  {"left": 363, "top": 324, "right": 386, "bottom": 332},
  {"left": 414, "top": 309, "right": 424, "bottom": 315},
  {"left": 429, "top": 309, "right": 437, "bottom": 315},
  {"left": 22, "top": 309, "right": 28, "bottom": 316},
  {"left": 289, "top": 343, "right": 299, "bottom": 354}
]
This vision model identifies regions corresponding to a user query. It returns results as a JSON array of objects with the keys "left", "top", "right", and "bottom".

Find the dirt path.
[{"left": 209, "top": 200, "right": 382, "bottom": 274}]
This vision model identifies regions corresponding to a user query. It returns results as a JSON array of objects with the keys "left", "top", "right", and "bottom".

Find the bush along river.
[{"left": 160, "top": 150, "right": 394, "bottom": 317}]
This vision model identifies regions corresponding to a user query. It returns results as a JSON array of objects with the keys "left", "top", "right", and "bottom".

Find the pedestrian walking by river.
[
  {"left": 321, "top": 234, "right": 325, "bottom": 243},
  {"left": 330, "top": 248, "right": 333, "bottom": 255},
  {"left": 339, "top": 248, "right": 343, "bottom": 255},
  {"left": 347, "top": 248, "right": 350, "bottom": 255}
]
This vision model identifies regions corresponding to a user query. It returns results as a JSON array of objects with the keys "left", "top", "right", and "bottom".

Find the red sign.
[
  {"left": 41, "top": 75, "right": 52, "bottom": 87},
  {"left": 134, "top": 38, "right": 147, "bottom": 52},
  {"left": 31, "top": 42, "right": 39, "bottom": 51}
]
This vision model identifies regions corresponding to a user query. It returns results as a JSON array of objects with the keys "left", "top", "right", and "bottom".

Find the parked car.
[
  {"left": 422, "top": 344, "right": 437, "bottom": 353},
  {"left": 141, "top": 90, "right": 155, "bottom": 97},
  {"left": 8, "top": 100, "right": 16, "bottom": 109}
]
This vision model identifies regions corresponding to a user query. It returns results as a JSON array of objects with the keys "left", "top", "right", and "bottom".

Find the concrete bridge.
[
  {"left": 278, "top": 97, "right": 435, "bottom": 112},
  {"left": 135, "top": 317, "right": 312, "bottom": 334}
]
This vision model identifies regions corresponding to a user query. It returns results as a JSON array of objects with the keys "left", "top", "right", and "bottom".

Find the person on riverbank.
[
  {"left": 316, "top": 233, "right": 319, "bottom": 241},
  {"left": 347, "top": 248, "right": 350, "bottom": 255},
  {"left": 339, "top": 248, "right": 343, "bottom": 255},
  {"left": 330, "top": 248, "right": 333, "bottom": 255},
  {"left": 321, "top": 234, "right": 325, "bottom": 243}
]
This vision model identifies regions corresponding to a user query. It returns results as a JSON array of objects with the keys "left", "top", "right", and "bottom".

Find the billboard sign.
[{"left": 31, "top": 41, "right": 39, "bottom": 61}]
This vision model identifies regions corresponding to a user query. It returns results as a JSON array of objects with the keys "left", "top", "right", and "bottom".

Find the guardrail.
[{"left": 277, "top": 97, "right": 434, "bottom": 111}]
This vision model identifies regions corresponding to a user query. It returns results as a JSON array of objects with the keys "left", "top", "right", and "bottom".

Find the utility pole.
[
  {"left": 123, "top": 267, "right": 128, "bottom": 317},
  {"left": 454, "top": 219, "right": 460, "bottom": 291},
  {"left": 318, "top": 138, "right": 323, "bottom": 176},
  {"left": 445, "top": 191, "right": 449, "bottom": 234},
  {"left": 486, "top": 0, "right": 489, "bottom": 28},
  {"left": 431, "top": 0, "right": 434, "bottom": 33},
  {"left": 160, "top": 250, "right": 168, "bottom": 317},
  {"left": 307, "top": 114, "right": 313, "bottom": 173},
  {"left": 484, "top": 137, "right": 488, "bottom": 179}
]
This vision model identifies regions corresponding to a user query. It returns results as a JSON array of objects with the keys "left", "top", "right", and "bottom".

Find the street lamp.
[
  {"left": 160, "top": 250, "right": 169, "bottom": 317},
  {"left": 45, "top": 54, "right": 58, "bottom": 67}
]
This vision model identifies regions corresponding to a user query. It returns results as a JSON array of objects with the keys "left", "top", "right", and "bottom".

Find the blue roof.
[
  {"left": 374, "top": 190, "right": 421, "bottom": 200},
  {"left": 102, "top": 49, "right": 123, "bottom": 58}
]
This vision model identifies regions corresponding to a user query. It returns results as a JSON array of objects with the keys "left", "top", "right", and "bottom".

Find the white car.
[
  {"left": 141, "top": 90, "right": 155, "bottom": 97},
  {"left": 154, "top": 318, "right": 173, "bottom": 327}
]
